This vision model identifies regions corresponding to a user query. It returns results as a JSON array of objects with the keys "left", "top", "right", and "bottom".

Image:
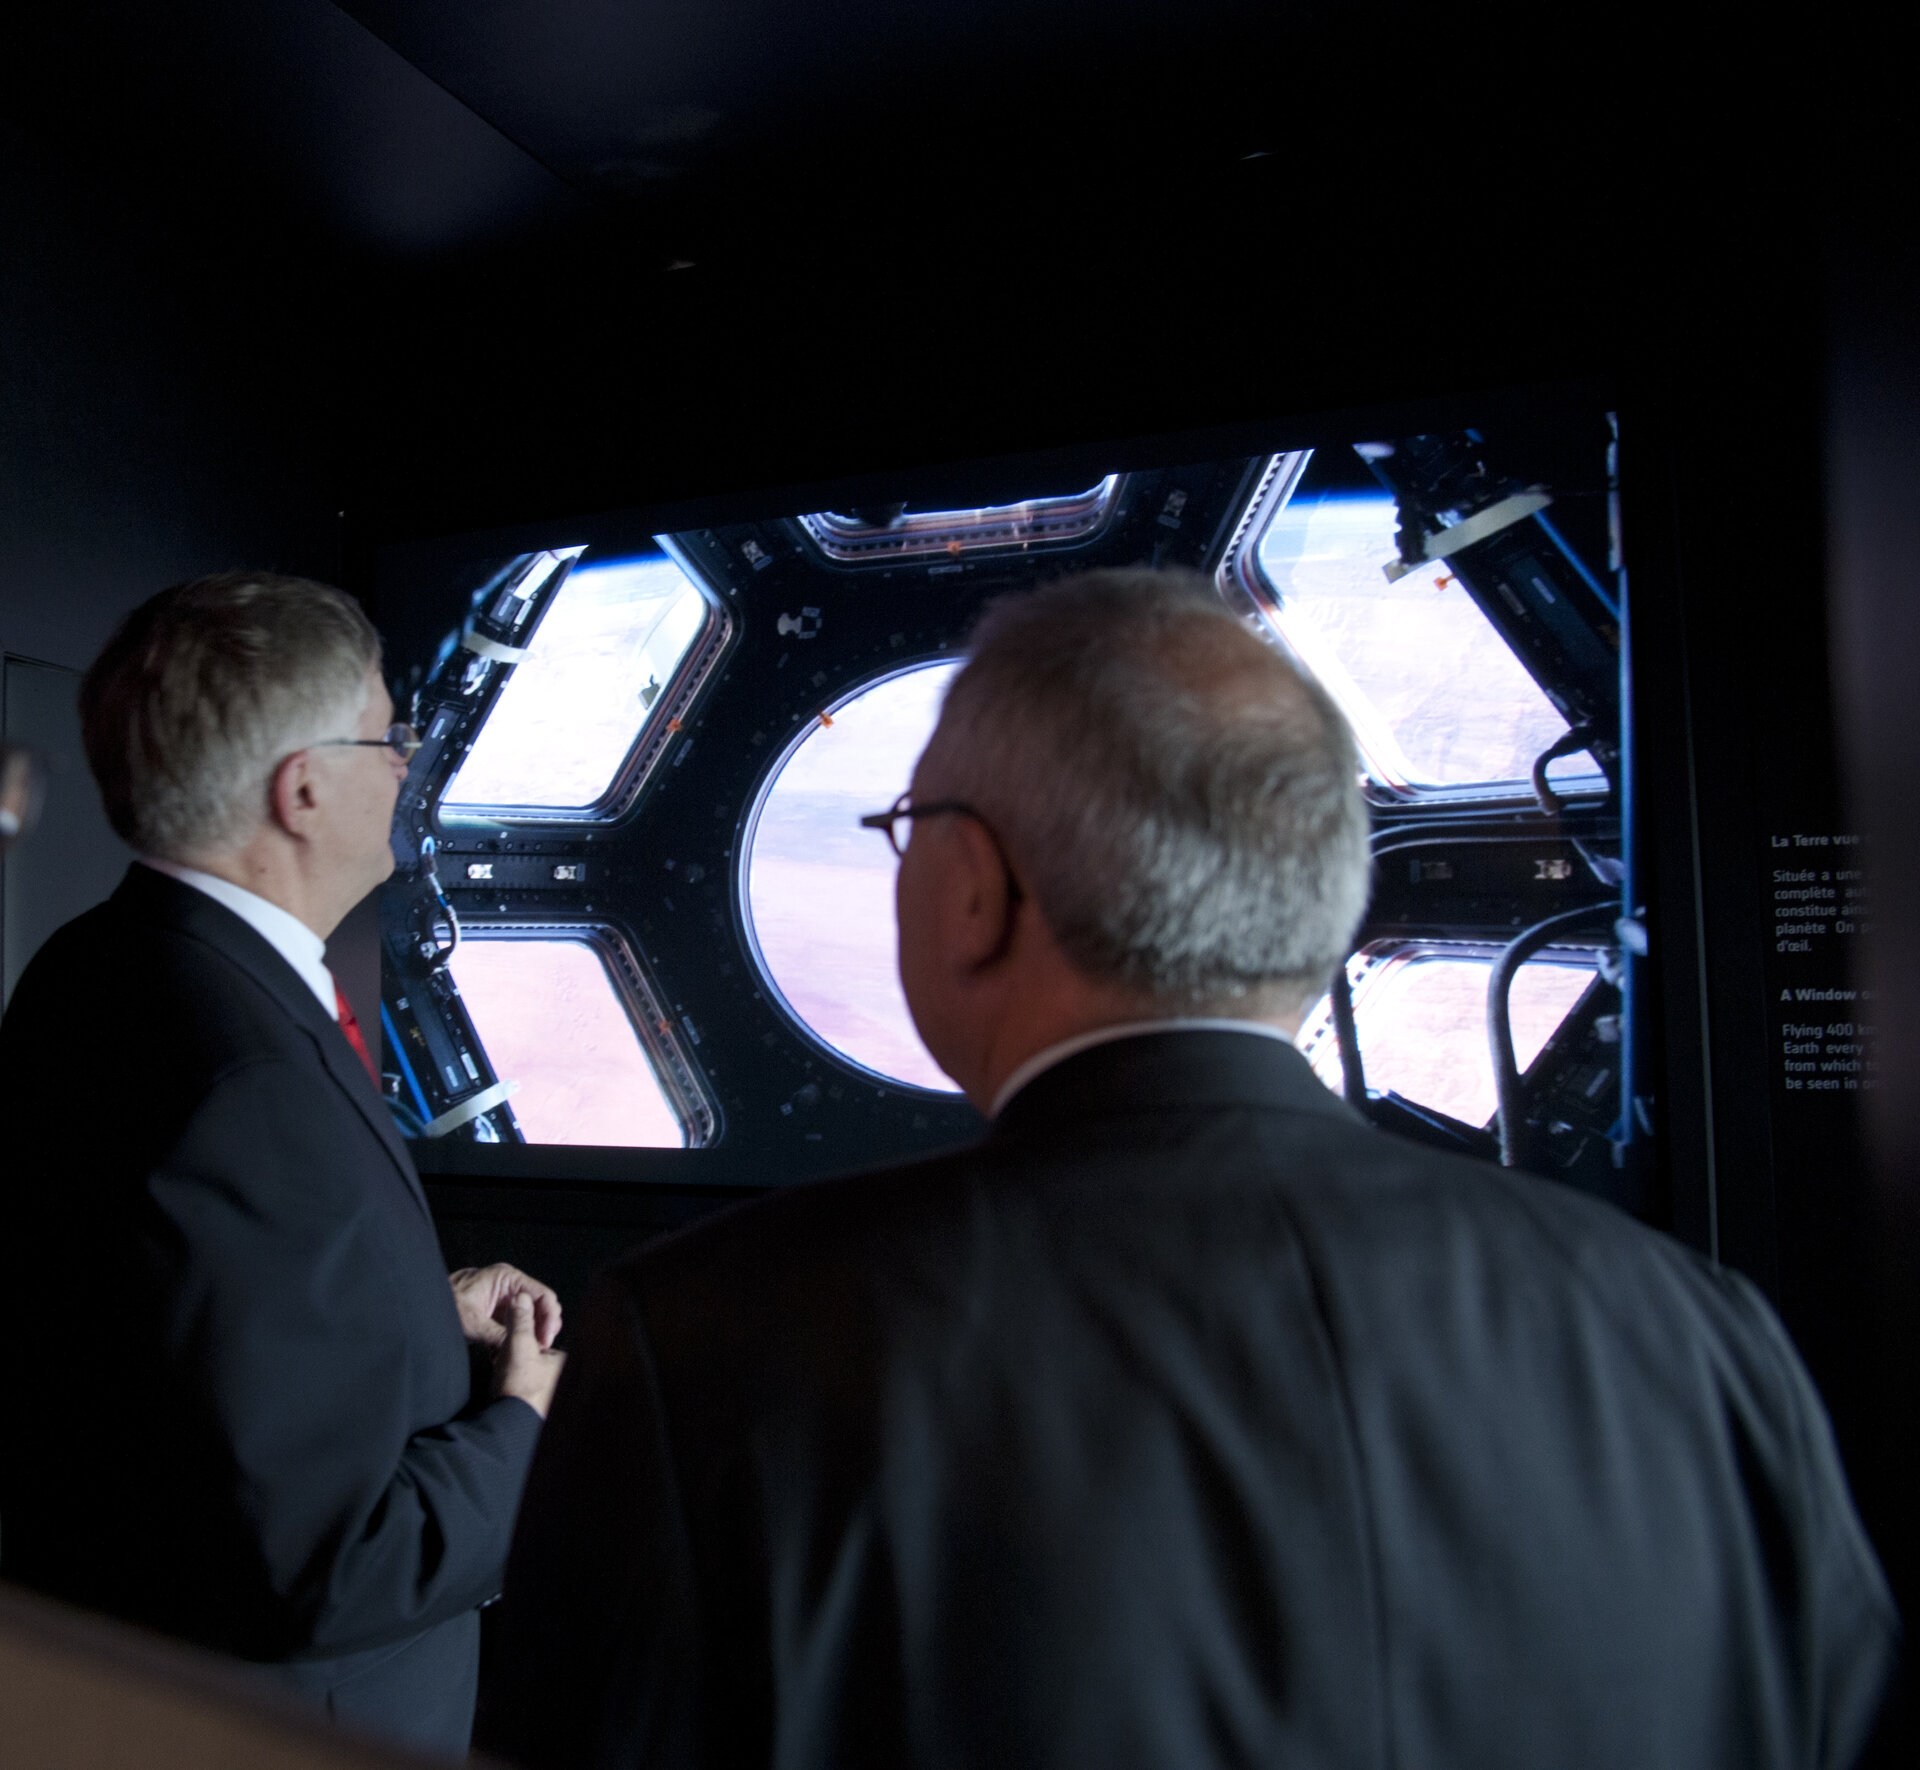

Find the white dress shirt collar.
[
  {"left": 140, "top": 858, "right": 339, "bottom": 1020},
  {"left": 988, "top": 1017, "right": 1297, "bottom": 1119}
]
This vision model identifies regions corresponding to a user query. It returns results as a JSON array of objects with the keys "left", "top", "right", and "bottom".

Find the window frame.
[
  {"left": 448, "top": 918, "right": 719, "bottom": 1147},
  {"left": 437, "top": 538, "right": 735, "bottom": 830},
  {"left": 1295, "top": 935, "right": 1604, "bottom": 1126},
  {"left": 1216, "top": 453, "right": 1607, "bottom": 807},
  {"left": 795, "top": 477, "right": 1124, "bottom": 566}
]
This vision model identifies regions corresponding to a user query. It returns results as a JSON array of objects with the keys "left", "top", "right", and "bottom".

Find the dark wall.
[
  {"left": 0, "top": 140, "right": 341, "bottom": 674},
  {"left": 2, "top": 659, "right": 132, "bottom": 1005},
  {"left": 1824, "top": 41, "right": 1920, "bottom": 1743},
  {"left": 1, "top": 18, "right": 347, "bottom": 987}
]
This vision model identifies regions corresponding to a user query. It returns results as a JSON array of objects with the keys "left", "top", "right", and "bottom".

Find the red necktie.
[{"left": 333, "top": 979, "right": 381, "bottom": 1087}]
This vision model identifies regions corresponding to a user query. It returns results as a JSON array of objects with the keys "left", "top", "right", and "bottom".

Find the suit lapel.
[
  {"left": 305, "top": 1022, "right": 437, "bottom": 1225},
  {"left": 117, "top": 867, "right": 436, "bottom": 1228}
]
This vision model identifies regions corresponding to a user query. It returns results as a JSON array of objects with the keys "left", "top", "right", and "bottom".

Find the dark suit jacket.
[
  {"left": 0, "top": 867, "right": 540, "bottom": 1684},
  {"left": 497, "top": 1028, "right": 1897, "bottom": 1770}
]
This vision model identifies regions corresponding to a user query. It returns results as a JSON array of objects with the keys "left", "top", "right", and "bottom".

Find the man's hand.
[
  {"left": 450, "top": 1263, "right": 562, "bottom": 1351},
  {"left": 493, "top": 1293, "right": 566, "bottom": 1419}
]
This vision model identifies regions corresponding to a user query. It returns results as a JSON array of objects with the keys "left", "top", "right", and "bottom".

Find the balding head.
[{"left": 918, "top": 567, "right": 1370, "bottom": 1011}]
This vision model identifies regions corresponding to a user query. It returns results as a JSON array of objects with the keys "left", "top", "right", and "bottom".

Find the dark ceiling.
[
  {"left": 13, "top": 0, "right": 1330, "bottom": 258},
  {"left": 13, "top": 0, "right": 1702, "bottom": 262},
  {"left": 326, "top": 0, "right": 1230, "bottom": 209},
  {"left": 4, "top": 2, "right": 1827, "bottom": 538}
]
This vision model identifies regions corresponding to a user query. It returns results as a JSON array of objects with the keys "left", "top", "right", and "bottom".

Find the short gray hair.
[
  {"left": 81, "top": 573, "right": 382, "bottom": 859},
  {"left": 924, "top": 567, "right": 1370, "bottom": 1005}
]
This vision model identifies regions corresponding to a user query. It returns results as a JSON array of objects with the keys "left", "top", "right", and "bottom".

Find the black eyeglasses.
[
  {"left": 858, "top": 794, "right": 981, "bottom": 856},
  {"left": 859, "top": 794, "right": 1025, "bottom": 903},
  {"left": 313, "top": 723, "right": 422, "bottom": 762}
]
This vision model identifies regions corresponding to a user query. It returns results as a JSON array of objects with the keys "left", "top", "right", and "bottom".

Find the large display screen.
[{"left": 374, "top": 394, "right": 1645, "bottom": 1206}]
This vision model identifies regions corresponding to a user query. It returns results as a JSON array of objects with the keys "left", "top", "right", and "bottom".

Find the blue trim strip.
[
  {"left": 381, "top": 1001, "right": 433, "bottom": 1121},
  {"left": 1534, "top": 510, "right": 1621, "bottom": 620}
]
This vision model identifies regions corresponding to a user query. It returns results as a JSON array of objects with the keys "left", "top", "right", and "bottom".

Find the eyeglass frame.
[
  {"left": 311, "top": 723, "right": 423, "bottom": 762},
  {"left": 858, "top": 793, "right": 1025, "bottom": 904}
]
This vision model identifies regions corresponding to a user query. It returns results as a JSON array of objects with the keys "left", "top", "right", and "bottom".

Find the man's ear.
[
  {"left": 266, "top": 749, "right": 321, "bottom": 837},
  {"left": 947, "top": 813, "right": 1021, "bottom": 971}
]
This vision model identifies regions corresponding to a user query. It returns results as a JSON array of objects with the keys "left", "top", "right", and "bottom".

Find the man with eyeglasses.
[
  {"left": 498, "top": 568, "right": 1894, "bottom": 1770},
  {"left": 0, "top": 573, "right": 565, "bottom": 1757}
]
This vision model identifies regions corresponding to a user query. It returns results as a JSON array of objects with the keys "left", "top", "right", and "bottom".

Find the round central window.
[{"left": 744, "top": 662, "right": 962, "bottom": 1093}]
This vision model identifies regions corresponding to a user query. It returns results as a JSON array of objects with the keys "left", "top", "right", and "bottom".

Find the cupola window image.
[
  {"left": 1294, "top": 943, "right": 1601, "bottom": 1130},
  {"left": 445, "top": 934, "right": 691, "bottom": 1147},
  {"left": 1235, "top": 449, "right": 1606, "bottom": 800},
  {"left": 1257, "top": 503, "right": 1592, "bottom": 794},
  {"left": 378, "top": 408, "right": 1639, "bottom": 1210},
  {"left": 441, "top": 548, "right": 723, "bottom": 821},
  {"left": 743, "top": 662, "right": 961, "bottom": 1095}
]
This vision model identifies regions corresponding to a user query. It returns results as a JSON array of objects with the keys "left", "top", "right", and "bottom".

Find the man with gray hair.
[
  {"left": 0, "top": 573, "right": 566, "bottom": 1756},
  {"left": 497, "top": 568, "right": 1895, "bottom": 1769}
]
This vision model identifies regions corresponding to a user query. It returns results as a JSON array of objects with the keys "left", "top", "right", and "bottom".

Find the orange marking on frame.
[
  {"left": 818, "top": 712, "right": 835, "bottom": 728},
  {"left": 667, "top": 717, "right": 683, "bottom": 732},
  {"left": 946, "top": 539, "right": 963, "bottom": 556}
]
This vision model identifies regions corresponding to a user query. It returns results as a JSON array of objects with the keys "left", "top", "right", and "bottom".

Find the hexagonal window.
[
  {"left": 1295, "top": 940, "right": 1600, "bottom": 1128},
  {"left": 441, "top": 928, "right": 712, "bottom": 1147},
  {"left": 1240, "top": 456, "right": 1602, "bottom": 799},
  {"left": 442, "top": 547, "right": 727, "bottom": 823}
]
